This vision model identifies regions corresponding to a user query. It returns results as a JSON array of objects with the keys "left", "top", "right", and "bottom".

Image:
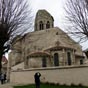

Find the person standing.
[
  {"left": 0, "top": 73, "right": 1, "bottom": 81},
  {"left": 4, "top": 73, "right": 7, "bottom": 83},
  {"left": 34, "top": 72, "right": 41, "bottom": 88},
  {"left": 0, "top": 73, "right": 4, "bottom": 84}
]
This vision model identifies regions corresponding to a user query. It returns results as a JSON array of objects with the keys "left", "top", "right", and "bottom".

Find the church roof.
[
  {"left": 44, "top": 45, "right": 76, "bottom": 51},
  {"left": 12, "top": 27, "right": 83, "bottom": 57},
  {"left": 25, "top": 27, "right": 83, "bottom": 56},
  {"left": 2, "top": 56, "right": 8, "bottom": 69},
  {"left": 28, "top": 51, "right": 51, "bottom": 57},
  {"left": 75, "top": 54, "right": 85, "bottom": 58},
  {"left": 35, "top": 9, "right": 54, "bottom": 21}
]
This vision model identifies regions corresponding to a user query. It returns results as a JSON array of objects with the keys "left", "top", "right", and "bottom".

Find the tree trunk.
[{"left": 0, "top": 49, "right": 3, "bottom": 73}]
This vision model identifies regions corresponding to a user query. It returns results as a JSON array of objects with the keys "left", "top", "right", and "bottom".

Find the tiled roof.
[
  {"left": 2, "top": 56, "right": 8, "bottom": 65},
  {"left": 28, "top": 51, "right": 51, "bottom": 57}
]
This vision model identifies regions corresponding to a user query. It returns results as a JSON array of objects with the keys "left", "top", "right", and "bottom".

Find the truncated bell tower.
[{"left": 34, "top": 10, "right": 54, "bottom": 31}]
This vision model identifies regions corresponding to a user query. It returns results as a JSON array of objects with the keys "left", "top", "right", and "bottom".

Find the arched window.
[
  {"left": 39, "top": 21, "right": 44, "bottom": 30},
  {"left": 46, "top": 21, "right": 50, "bottom": 29},
  {"left": 42, "top": 57, "right": 47, "bottom": 67},
  {"left": 67, "top": 52, "right": 71, "bottom": 65},
  {"left": 54, "top": 53, "right": 59, "bottom": 66},
  {"left": 80, "top": 59, "right": 83, "bottom": 65},
  {"left": 24, "top": 56, "right": 29, "bottom": 68}
]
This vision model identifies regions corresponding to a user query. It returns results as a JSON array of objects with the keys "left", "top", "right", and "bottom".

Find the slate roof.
[{"left": 25, "top": 27, "right": 83, "bottom": 56}]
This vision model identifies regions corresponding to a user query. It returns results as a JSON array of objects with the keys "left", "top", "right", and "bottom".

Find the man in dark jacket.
[{"left": 34, "top": 72, "right": 41, "bottom": 88}]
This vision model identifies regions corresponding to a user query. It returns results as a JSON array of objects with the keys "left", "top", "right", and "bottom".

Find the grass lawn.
[{"left": 13, "top": 83, "right": 88, "bottom": 88}]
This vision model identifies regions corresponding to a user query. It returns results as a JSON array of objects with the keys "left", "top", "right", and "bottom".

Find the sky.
[
  {"left": 30, "top": 0, "right": 66, "bottom": 29},
  {"left": 29, "top": 0, "right": 88, "bottom": 50}
]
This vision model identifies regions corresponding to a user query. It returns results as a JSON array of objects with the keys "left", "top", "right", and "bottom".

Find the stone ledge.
[{"left": 11, "top": 65, "right": 88, "bottom": 72}]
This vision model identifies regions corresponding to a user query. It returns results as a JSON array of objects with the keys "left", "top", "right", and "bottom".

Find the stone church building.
[{"left": 9, "top": 10, "right": 85, "bottom": 71}]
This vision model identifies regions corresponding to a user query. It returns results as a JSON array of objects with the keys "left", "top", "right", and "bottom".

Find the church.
[
  {"left": 9, "top": 9, "right": 85, "bottom": 70},
  {"left": 8, "top": 10, "right": 88, "bottom": 85}
]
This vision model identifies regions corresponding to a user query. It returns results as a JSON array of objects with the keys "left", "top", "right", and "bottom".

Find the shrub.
[
  {"left": 71, "top": 83, "right": 76, "bottom": 87},
  {"left": 78, "top": 83, "right": 83, "bottom": 87}
]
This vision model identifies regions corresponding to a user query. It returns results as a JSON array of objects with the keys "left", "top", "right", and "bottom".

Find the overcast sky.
[
  {"left": 29, "top": 0, "right": 88, "bottom": 50},
  {"left": 30, "top": 0, "right": 66, "bottom": 28}
]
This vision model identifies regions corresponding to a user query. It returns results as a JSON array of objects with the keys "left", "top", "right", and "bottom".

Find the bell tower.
[{"left": 34, "top": 10, "right": 54, "bottom": 31}]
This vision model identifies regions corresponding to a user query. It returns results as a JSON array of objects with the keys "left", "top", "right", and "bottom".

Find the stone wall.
[{"left": 10, "top": 65, "right": 88, "bottom": 86}]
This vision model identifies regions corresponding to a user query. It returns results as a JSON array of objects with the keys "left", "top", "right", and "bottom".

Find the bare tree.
[
  {"left": 65, "top": 0, "right": 88, "bottom": 42},
  {"left": 0, "top": 0, "right": 32, "bottom": 72}
]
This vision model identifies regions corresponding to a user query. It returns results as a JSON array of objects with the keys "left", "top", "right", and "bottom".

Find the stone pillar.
[
  {"left": 62, "top": 48, "right": 66, "bottom": 66},
  {"left": 44, "top": 20, "right": 46, "bottom": 29}
]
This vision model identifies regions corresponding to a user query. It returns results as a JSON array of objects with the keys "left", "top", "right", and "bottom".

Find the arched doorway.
[{"left": 54, "top": 53, "right": 59, "bottom": 66}]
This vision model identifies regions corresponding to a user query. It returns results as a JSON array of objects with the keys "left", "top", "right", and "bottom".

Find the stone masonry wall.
[{"left": 10, "top": 65, "right": 88, "bottom": 86}]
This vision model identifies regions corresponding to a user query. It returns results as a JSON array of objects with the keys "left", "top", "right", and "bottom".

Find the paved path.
[
  {"left": 0, "top": 83, "right": 21, "bottom": 88},
  {"left": 0, "top": 83, "right": 13, "bottom": 88}
]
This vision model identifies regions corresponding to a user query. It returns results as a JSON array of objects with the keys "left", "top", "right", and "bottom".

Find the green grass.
[{"left": 13, "top": 83, "right": 88, "bottom": 88}]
